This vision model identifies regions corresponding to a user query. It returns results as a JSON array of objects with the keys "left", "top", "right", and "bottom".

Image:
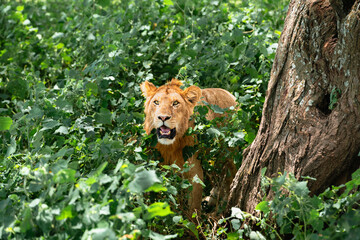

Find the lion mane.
[{"left": 140, "top": 79, "right": 237, "bottom": 214}]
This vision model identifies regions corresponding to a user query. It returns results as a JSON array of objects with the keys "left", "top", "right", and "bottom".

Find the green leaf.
[
  {"left": 292, "top": 181, "right": 310, "bottom": 196},
  {"left": 210, "top": 104, "right": 226, "bottom": 114},
  {"left": 56, "top": 43, "right": 64, "bottom": 49},
  {"left": 274, "top": 174, "right": 286, "bottom": 186},
  {"left": 143, "top": 60, "right": 152, "bottom": 69},
  {"left": 41, "top": 119, "right": 60, "bottom": 131},
  {"left": 172, "top": 216, "right": 182, "bottom": 224},
  {"left": 97, "top": 0, "right": 111, "bottom": 7},
  {"left": 231, "top": 207, "right": 244, "bottom": 220},
  {"left": 16, "top": 5, "right": 24, "bottom": 12},
  {"left": 56, "top": 98, "right": 73, "bottom": 113},
  {"left": 6, "top": 79, "right": 29, "bottom": 99},
  {"left": 87, "top": 228, "right": 116, "bottom": 240},
  {"left": 56, "top": 205, "right": 75, "bottom": 220},
  {"left": 0, "top": 117, "right": 12, "bottom": 131},
  {"left": 245, "top": 130, "right": 256, "bottom": 143},
  {"left": 54, "top": 126, "right": 69, "bottom": 135},
  {"left": 6, "top": 137, "right": 16, "bottom": 157},
  {"left": 94, "top": 161, "right": 108, "bottom": 177},
  {"left": 129, "top": 170, "right": 160, "bottom": 193},
  {"left": 145, "top": 202, "right": 174, "bottom": 220},
  {"left": 261, "top": 167, "right": 267, "bottom": 177},
  {"left": 197, "top": 105, "right": 209, "bottom": 116},
  {"left": 255, "top": 201, "right": 270, "bottom": 214},
  {"left": 53, "top": 169, "right": 76, "bottom": 184},
  {"left": 206, "top": 127, "right": 222, "bottom": 137},
  {"left": 29, "top": 199, "right": 41, "bottom": 208},
  {"left": 149, "top": 230, "right": 178, "bottom": 240},
  {"left": 163, "top": 0, "right": 174, "bottom": 6},
  {"left": 192, "top": 174, "right": 205, "bottom": 187},
  {"left": 234, "top": 131, "right": 245, "bottom": 140},
  {"left": 145, "top": 183, "right": 168, "bottom": 192},
  {"left": 85, "top": 176, "right": 97, "bottom": 186},
  {"left": 227, "top": 232, "right": 240, "bottom": 240},
  {"left": 95, "top": 108, "right": 112, "bottom": 125},
  {"left": 28, "top": 107, "right": 44, "bottom": 119},
  {"left": 85, "top": 82, "right": 98, "bottom": 96},
  {"left": 20, "top": 207, "right": 33, "bottom": 233},
  {"left": 184, "top": 221, "right": 199, "bottom": 239},
  {"left": 20, "top": 166, "right": 30, "bottom": 176},
  {"left": 351, "top": 168, "right": 360, "bottom": 180},
  {"left": 230, "top": 219, "right": 241, "bottom": 230},
  {"left": 115, "top": 212, "right": 136, "bottom": 222},
  {"left": 249, "top": 231, "right": 266, "bottom": 240}
]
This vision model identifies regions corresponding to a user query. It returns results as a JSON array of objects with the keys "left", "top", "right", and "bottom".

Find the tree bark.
[{"left": 227, "top": 0, "right": 360, "bottom": 214}]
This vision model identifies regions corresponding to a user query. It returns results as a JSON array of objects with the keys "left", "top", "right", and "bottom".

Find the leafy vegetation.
[
  {"left": 1, "top": 0, "right": 358, "bottom": 239},
  {"left": 225, "top": 168, "right": 360, "bottom": 240}
]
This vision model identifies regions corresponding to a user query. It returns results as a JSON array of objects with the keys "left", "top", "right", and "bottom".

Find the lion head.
[{"left": 140, "top": 79, "right": 201, "bottom": 145}]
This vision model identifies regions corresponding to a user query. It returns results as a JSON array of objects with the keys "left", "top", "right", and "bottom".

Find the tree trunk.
[{"left": 227, "top": 0, "right": 360, "bottom": 214}]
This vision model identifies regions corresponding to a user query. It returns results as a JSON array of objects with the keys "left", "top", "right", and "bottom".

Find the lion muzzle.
[{"left": 157, "top": 125, "right": 176, "bottom": 139}]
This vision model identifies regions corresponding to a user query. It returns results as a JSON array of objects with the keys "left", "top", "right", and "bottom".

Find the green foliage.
[
  {"left": 223, "top": 170, "right": 360, "bottom": 239},
  {"left": 6, "top": 0, "right": 349, "bottom": 239},
  {"left": 1, "top": 0, "right": 358, "bottom": 238}
]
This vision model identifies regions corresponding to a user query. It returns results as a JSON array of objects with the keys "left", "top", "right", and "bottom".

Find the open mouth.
[{"left": 157, "top": 125, "right": 176, "bottom": 139}]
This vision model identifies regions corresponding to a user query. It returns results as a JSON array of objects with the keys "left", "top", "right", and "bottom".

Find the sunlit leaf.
[
  {"left": 56, "top": 43, "right": 64, "bottom": 49},
  {"left": 143, "top": 60, "right": 152, "bottom": 69},
  {"left": 54, "top": 126, "right": 69, "bottom": 135},
  {"left": 255, "top": 201, "right": 270, "bottom": 214},
  {"left": 145, "top": 183, "right": 167, "bottom": 192},
  {"left": 56, "top": 205, "right": 75, "bottom": 220},
  {"left": 145, "top": 202, "right": 174, "bottom": 220},
  {"left": 192, "top": 174, "right": 205, "bottom": 187},
  {"left": 149, "top": 230, "right": 178, "bottom": 240},
  {"left": 163, "top": 0, "right": 174, "bottom": 6},
  {"left": 249, "top": 231, "right": 266, "bottom": 240},
  {"left": 0, "top": 117, "right": 12, "bottom": 131},
  {"left": 16, "top": 5, "right": 24, "bottom": 11}
]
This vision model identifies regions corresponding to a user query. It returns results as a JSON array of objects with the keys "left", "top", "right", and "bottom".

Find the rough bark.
[{"left": 227, "top": 0, "right": 360, "bottom": 214}]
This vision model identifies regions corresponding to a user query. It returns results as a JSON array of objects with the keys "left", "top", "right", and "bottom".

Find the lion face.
[{"left": 141, "top": 79, "right": 201, "bottom": 145}]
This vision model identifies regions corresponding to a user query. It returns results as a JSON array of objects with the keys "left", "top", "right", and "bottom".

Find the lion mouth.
[{"left": 157, "top": 125, "right": 176, "bottom": 139}]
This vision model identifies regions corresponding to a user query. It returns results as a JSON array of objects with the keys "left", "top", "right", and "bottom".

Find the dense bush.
[
  {"left": 3, "top": 0, "right": 357, "bottom": 239},
  {"left": 224, "top": 168, "right": 360, "bottom": 240}
]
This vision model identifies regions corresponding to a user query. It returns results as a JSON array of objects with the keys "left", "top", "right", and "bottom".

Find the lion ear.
[
  {"left": 140, "top": 81, "right": 157, "bottom": 98},
  {"left": 183, "top": 86, "right": 201, "bottom": 105}
]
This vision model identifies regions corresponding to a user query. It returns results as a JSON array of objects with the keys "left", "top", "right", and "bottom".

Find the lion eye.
[
  {"left": 173, "top": 101, "right": 180, "bottom": 106},
  {"left": 154, "top": 100, "right": 159, "bottom": 105}
]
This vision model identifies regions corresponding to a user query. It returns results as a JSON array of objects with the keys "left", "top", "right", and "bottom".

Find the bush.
[
  {"left": 6, "top": 0, "right": 347, "bottom": 239},
  {"left": 224, "top": 168, "right": 360, "bottom": 239}
]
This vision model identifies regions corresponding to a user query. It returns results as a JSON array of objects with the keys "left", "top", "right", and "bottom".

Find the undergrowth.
[{"left": 2, "top": 0, "right": 358, "bottom": 239}]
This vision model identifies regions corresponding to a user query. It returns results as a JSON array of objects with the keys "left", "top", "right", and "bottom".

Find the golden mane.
[{"left": 166, "top": 78, "right": 182, "bottom": 87}]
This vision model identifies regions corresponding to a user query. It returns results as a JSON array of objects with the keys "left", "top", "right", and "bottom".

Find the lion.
[{"left": 140, "top": 78, "right": 237, "bottom": 215}]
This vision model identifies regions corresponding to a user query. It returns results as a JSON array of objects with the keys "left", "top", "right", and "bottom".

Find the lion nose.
[{"left": 158, "top": 115, "right": 171, "bottom": 122}]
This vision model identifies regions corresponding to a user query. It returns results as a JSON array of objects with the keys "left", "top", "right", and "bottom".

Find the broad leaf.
[
  {"left": 129, "top": 170, "right": 160, "bottom": 193},
  {"left": 0, "top": 117, "right": 12, "bottom": 131}
]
